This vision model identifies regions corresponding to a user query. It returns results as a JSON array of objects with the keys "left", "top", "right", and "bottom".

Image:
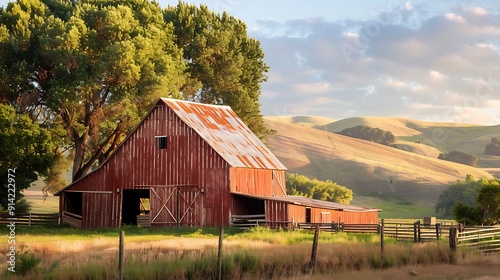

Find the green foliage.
[
  {"left": 438, "top": 151, "right": 477, "bottom": 167},
  {"left": 14, "top": 198, "right": 32, "bottom": 214},
  {"left": 17, "top": 251, "right": 41, "bottom": 276},
  {"left": 445, "top": 176, "right": 500, "bottom": 225},
  {"left": 337, "top": 125, "right": 395, "bottom": 146},
  {"left": 485, "top": 137, "right": 500, "bottom": 156},
  {"left": 0, "top": 104, "right": 57, "bottom": 209},
  {"left": 435, "top": 174, "right": 480, "bottom": 215},
  {"left": 286, "top": 173, "right": 353, "bottom": 204},
  {"left": 164, "top": 2, "right": 269, "bottom": 138},
  {"left": 452, "top": 202, "right": 482, "bottom": 225},
  {"left": 476, "top": 179, "right": 500, "bottom": 225}
]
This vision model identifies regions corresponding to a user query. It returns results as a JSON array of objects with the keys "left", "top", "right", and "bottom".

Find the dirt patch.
[{"left": 306, "top": 255, "right": 500, "bottom": 280}]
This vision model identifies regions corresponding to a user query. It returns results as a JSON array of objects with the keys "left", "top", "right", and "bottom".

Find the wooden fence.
[
  {"left": 230, "top": 214, "right": 292, "bottom": 230},
  {"left": 450, "top": 227, "right": 500, "bottom": 253},
  {"left": 0, "top": 212, "right": 59, "bottom": 226},
  {"left": 383, "top": 221, "right": 455, "bottom": 242}
]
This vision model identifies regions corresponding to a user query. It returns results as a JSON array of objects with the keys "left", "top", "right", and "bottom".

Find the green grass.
[
  {"left": 352, "top": 195, "right": 453, "bottom": 220},
  {"left": 0, "top": 225, "right": 241, "bottom": 241}
]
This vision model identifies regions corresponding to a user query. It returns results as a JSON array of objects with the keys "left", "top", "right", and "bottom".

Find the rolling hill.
[{"left": 265, "top": 116, "right": 500, "bottom": 218}]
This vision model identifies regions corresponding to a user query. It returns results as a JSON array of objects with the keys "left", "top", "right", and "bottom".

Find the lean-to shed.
[{"left": 55, "top": 98, "right": 378, "bottom": 229}]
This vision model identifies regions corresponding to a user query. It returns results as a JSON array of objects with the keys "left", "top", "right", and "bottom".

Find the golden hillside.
[{"left": 265, "top": 116, "right": 499, "bottom": 207}]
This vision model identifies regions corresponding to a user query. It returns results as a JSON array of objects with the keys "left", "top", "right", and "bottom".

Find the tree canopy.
[
  {"left": 286, "top": 173, "right": 353, "bottom": 204},
  {"left": 337, "top": 125, "right": 395, "bottom": 146},
  {"left": 438, "top": 151, "right": 477, "bottom": 167},
  {"left": 0, "top": 103, "right": 57, "bottom": 209},
  {"left": 485, "top": 137, "right": 500, "bottom": 156},
  {"left": 164, "top": 2, "right": 269, "bottom": 138},
  {"left": 438, "top": 175, "right": 500, "bottom": 225},
  {"left": 0, "top": 0, "right": 269, "bottom": 187}
]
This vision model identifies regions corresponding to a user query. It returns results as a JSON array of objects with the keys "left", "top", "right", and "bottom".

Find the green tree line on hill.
[
  {"left": 485, "top": 137, "right": 500, "bottom": 156},
  {"left": 0, "top": 0, "right": 269, "bottom": 202},
  {"left": 286, "top": 173, "right": 353, "bottom": 204},
  {"left": 336, "top": 125, "right": 396, "bottom": 146},
  {"left": 437, "top": 151, "right": 477, "bottom": 167}
]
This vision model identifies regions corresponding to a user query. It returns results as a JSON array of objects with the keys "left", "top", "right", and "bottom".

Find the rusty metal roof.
[
  {"left": 231, "top": 192, "right": 381, "bottom": 212},
  {"left": 161, "top": 98, "right": 287, "bottom": 170}
]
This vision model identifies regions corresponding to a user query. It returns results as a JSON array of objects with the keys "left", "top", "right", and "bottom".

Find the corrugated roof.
[
  {"left": 161, "top": 98, "right": 287, "bottom": 170},
  {"left": 231, "top": 192, "right": 381, "bottom": 212}
]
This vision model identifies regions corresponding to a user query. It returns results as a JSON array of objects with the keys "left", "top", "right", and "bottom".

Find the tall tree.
[
  {"left": 476, "top": 179, "right": 500, "bottom": 225},
  {"left": 0, "top": 0, "right": 186, "bottom": 182},
  {"left": 435, "top": 174, "right": 480, "bottom": 215},
  {"left": 164, "top": 2, "right": 270, "bottom": 138},
  {"left": 0, "top": 103, "right": 57, "bottom": 209}
]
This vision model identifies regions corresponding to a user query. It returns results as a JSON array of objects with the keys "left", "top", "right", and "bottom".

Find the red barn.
[{"left": 55, "top": 98, "right": 378, "bottom": 229}]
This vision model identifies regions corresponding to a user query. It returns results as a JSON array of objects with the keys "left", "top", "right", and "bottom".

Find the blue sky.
[{"left": 2, "top": 0, "right": 500, "bottom": 125}]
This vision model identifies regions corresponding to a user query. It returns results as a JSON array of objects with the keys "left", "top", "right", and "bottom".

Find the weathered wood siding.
[{"left": 230, "top": 168, "right": 286, "bottom": 196}]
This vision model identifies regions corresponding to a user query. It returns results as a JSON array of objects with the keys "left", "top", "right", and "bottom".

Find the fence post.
[
  {"left": 380, "top": 219, "right": 385, "bottom": 258},
  {"left": 435, "top": 223, "right": 441, "bottom": 240},
  {"left": 396, "top": 224, "right": 399, "bottom": 241},
  {"left": 217, "top": 228, "right": 224, "bottom": 280},
  {"left": 417, "top": 221, "right": 421, "bottom": 242},
  {"left": 29, "top": 212, "right": 32, "bottom": 226},
  {"left": 309, "top": 225, "right": 319, "bottom": 273},
  {"left": 449, "top": 227, "right": 457, "bottom": 251},
  {"left": 413, "top": 222, "right": 418, "bottom": 242},
  {"left": 118, "top": 231, "right": 124, "bottom": 280}
]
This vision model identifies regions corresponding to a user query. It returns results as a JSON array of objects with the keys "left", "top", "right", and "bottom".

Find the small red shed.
[{"left": 55, "top": 98, "right": 378, "bottom": 229}]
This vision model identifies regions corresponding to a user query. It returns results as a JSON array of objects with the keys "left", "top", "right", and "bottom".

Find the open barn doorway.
[
  {"left": 122, "top": 189, "right": 150, "bottom": 226},
  {"left": 64, "top": 192, "right": 82, "bottom": 216},
  {"left": 231, "top": 194, "right": 265, "bottom": 229}
]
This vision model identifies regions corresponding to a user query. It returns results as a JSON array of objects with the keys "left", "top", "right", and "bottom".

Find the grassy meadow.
[{"left": 2, "top": 226, "right": 499, "bottom": 279}]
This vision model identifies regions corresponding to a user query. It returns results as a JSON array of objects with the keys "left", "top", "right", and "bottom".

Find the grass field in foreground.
[{"left": 1, "top": 226, "right": 497, "bottom": 279}]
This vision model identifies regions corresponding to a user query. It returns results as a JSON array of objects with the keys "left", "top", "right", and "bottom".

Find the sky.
[{"left": 1, "top": 0, "right": 500, "bottom": 125}]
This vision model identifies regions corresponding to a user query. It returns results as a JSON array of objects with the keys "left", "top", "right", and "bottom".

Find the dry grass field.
[{"left": 2, "top": 227, "right": 500, "bottom": 279}]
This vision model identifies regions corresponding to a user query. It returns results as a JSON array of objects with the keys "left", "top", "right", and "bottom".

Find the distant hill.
[
  {"left": 321, "top": 116, "right": 500, "bottom": 169},
  {"left": 265, "top": 115, "right": 335, "bottom": 128},
  {"left": 264, "top": 116, "right": 499, "bottom": 217}
]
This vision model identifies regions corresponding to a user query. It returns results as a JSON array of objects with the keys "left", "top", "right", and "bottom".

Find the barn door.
[
  {"left": 178, "top": 187, "right": 201, "bottom": 226},
  {"left": 150, "top": 186, "right": 201, "bottom": 227}
]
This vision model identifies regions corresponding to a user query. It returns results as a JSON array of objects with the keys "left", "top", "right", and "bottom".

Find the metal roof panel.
[
  {"left": 231, "top": 192, "right": 381, "bottom": 212},
  {"left": 161, "top": 98, "right": 287, "bottom": 170}
]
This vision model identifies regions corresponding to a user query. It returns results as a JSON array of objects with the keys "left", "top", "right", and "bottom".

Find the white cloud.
[
  {"left": 405, "top": 1, "right": 413, "bottom": 11},
  {"left": 429, "top": 70, "right": 444, "bottom": 79},
  {"left": 257, "top": 3, "right": 500, "bottom": 125},
  {"left": 445, "top": 13, "right": 466, "bottom": 23},
  {"left": 469, "top": 6, "right": 487, "bottom": 16}
]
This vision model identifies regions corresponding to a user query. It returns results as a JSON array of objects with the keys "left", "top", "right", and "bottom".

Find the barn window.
[{"left": 155, "top": 136, "right": 167, "bottom": 149}]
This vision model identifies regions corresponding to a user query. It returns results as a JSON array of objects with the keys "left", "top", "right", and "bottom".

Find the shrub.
[
  {"left": 17, "top": 252, "right": 41, "bottom": 276},
  {"left": 485, "top": 137, "right": 500, "bottom": 156},
  {"left": 337, "top": 125, "right": 396, "bottom": 146},
  {"left": 438, "top": 151, "right": 477, "bottom": 167}
]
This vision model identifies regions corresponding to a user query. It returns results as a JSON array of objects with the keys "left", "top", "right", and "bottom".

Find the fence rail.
[
  {"left": 451, "top": 227, "right": 500, "bottom": 253},
  {"left": 0, "top": 212, "right": 59, "bottom": 226},
  {"left": 62, "top": 211, "right": 82, "bottom": 228}
]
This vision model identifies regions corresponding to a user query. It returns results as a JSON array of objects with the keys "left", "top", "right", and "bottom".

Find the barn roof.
[
  {"left": 232, "top": 192, "right": 381, "bottom": 212},
  {"left": 160, "top": 98, "right": 286, "bottom": 170},
  {"left": 55, "top": 98, "right": 286, "bottom": 195}
]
